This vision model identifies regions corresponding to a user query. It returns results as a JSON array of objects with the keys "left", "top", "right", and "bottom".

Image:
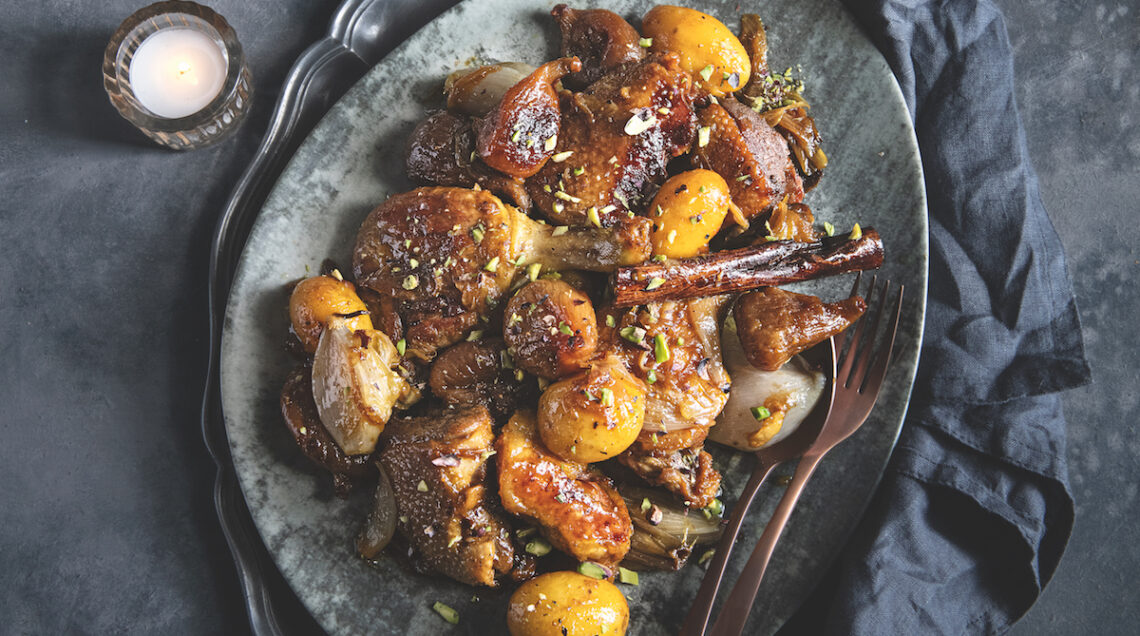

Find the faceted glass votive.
[{"left": 103, "top": 1, "right": 253, "bottom": 150}]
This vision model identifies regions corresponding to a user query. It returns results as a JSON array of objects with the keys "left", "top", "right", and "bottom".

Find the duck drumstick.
[{"left": 609, "top": 227, "right": 883, "bottom": 306}]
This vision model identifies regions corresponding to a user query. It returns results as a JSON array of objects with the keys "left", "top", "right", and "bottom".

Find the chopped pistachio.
[
  {"left": 641, "top": 497, "right": 652, "bottom": 512},
  {"left": 572, "top": 166, "right": 585, "bottom": 176},
  {"left": 587, "top": 206, "right": 602, "bottom": 228},
  {"left": 466, "top": 330, "right": 483, "bottom": 342},
  {"left": 639, "top": 37, "right": 653, "bottom": 48},
  {"left": 483, "top": 256, "right": 500, "bottom": 272},
  {"left": 525, "top": 537, "right": 553, "bottom": 557},
  {"left": 510, "top": 129, "right": 521, "bottom": 143},
  {"left": 543, "top": 184, "right": 552, "bottom": 193},
  {"left": 605, "top": 314, "right": 616, "bottom": 328},
  {"left": 600, "top": 387, "right": 614, "bottom": 407},
  {"left": 654, "top": 333, "right": 670, "bottom": 363},
  {"left": 544, "top": 135, "right": 558, "bottom": 151},
  {"left": 330, "top": 269, "right": 343, "bottom": 281},
  {"left": 578, "top": 562, "right": 608, "bottom": 580},
  {"left": 552, "top": 201, "right": 565, "bottom": 214},
  {"left": 551, "top": 150, "right": 574, "bottom": 162},
  {"left": 697, "top": 125, "right": 711, "bottom": 147},
  {"left": 408, "top": 258, "right": 419, "bottom": 268},
  {"left": 526, "top": 263, "right": 542, "bottom": 281},
  {"left": 751, "top": 406, "right": 771, "bottom": 421},
  {"left": 699, "top": 64, "right": 714, "bottom": 82},
  {"left": 416, "top": 480, "right": 428, "bottom": 492},
  {"left": 402, "top": 275, "right": 419, "bottom": 290},
  {"left": 618, "top": 567, "right": 640, "bottom": 586},
  {"left": 824, "top": 221, "right": 835, "bottom": 236},
  {"left": 471, "top": 226, "right": 484, "bottom": 244},
  {"left": 559, "top": 322, "right": 572, "bottom": 335},
  {"left": 551, "top": 225, "right": 569, "bottom": 237},
  {"left": 432, "top": 601, "right": 459, "bottom": 625},
  {"left": 646, "top": 369, "right": 657, "bottom": 384},
  {"left": 620, "top": 325, "right": 646, "bottom": 344},
  {"left": 667, "top": 229, "right": 677, "bottom": 244},
  {"left": 652, "top": 254, "right": 667, "bottom": 263},
  {"left": 396, "top": 339, "right": 407, "bottom": 356},
  {"left": 849, "top": 223, "right": 863, "bottom": 240},
  {"left": 514, "top": 369, "right": 524, "bottom": 382},
  {"left": 554, "top": 190, "right": 582, "bottom": 203},
  {"left": 698, "top": 549, "right": 716, "bottom": 565},
  {"left": 645, "top": 277, "right": 665, "bottom": 291}
]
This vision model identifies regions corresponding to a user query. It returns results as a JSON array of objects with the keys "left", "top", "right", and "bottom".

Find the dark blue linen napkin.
[{"left": 782, "top": 1, "right": 1091, "bottom": 633}]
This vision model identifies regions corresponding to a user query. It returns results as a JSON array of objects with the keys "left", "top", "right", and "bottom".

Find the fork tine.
[
  {"left": 837, "top": 275, "right": 876, "bottom": 382},
  {"left": 859, "top": 284, "right": 905, "bottom": 395},
  {"left": 848, "top": 279, "right": 893, "bottom": 391}
]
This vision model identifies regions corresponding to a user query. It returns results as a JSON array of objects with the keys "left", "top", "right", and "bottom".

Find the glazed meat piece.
[
  {"left": 503, "top": 279, "right": 598, "bottom": 379},
  {"left": 404, "top": 110, "right": 530, "bottom": 209},
  {"left": 496, "top": 411, "right": 632, "bottom": 568},
  {"left": 601, "top": 295, "right": 732, "bottom": 436},
  {"left": 691, "top": 98, "right": 803, "bottom": 224},
  {"left": 527, "top": 55, "right": 697, "bottom": 227},
  {"left": 477, "top": 57, "right": 581, "bottom": 178},
  {"left": 352, "top": 187, "right": 649, "bottom": 359},
  {"left": 617, "top": 443, "right": 721, "bottom": 509},
  {"left": 429, "top": 338, "right": 536, "bottom": 420},
  {"left": 379, "top": 405, "right": 514, "bottom": 587},
  {"left": 551, "top": 4, "right": 644, "bottom": 90},
  {"left": 280, "top": 365, "right": 371, "bottom": 496},
  {"left": 734, "top": 286, "right": 866, "bottom": 371}
]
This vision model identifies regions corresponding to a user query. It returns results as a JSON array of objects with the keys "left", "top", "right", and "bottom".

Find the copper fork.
[{"left": 706, "top": 276, "right": 904, "bottom": 636}]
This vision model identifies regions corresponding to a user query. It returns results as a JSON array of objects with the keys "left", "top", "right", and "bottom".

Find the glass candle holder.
[{"left": 103, "top": 1, "right": 253, "bottom": 150}]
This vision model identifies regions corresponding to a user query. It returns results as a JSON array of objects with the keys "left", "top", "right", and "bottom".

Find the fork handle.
[
  {"left": 708, "top": 452, "right": 826, "bottom": 636},
  {"left": 679, "top": 457, "right": 783, "bottom": 636}
]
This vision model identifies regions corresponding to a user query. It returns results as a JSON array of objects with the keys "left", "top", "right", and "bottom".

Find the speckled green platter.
[{"left": 219, "top": 0, "right": 927, "bottom": 633}]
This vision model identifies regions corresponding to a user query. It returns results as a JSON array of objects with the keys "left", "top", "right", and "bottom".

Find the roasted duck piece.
[
  {"left": 477, "top": 57, "right": 582, "bottom": 178},
  {"left": 352, "top": 187, "right": 649, "bottom": 358},
  {"left": 691, "top": 98, "right": 803, "bottom": 224},
  {"left": 551, "top": 4, "right": 644, "bottom": 90},
  {"left": 379, "top": 405, "right": 515, "bottom": 587},
  {"left": 618, "top": 443, "right": 721, "bottom": 509},
  {"left": 496, "top": 410, "right": 633, "bottom": 568},
  {"left": 503, "top": 278, "right": 598, "bottom": 379},
  {"left": 610, "top": 227, "right": 884, "bottom": 306},
  {"left": 526, "top": 55, "right": 697, "bottom": 227},
  {"left": 428, "top": 338, "right": 536, "bottom": 420},
  {"left": 600, "top": 296, "right": 729, "bottom": 506},
  {"left": 734, "top": 285, "right": 866, "bottom": 371},
  {"left": 602, "top": 296, "right": 731, "bottom": 435},
  {"left": 738, "top": 15, "right": 826, "bottom": 189},
  {"left": 280, "top": 365, "right": 372, "bottom": 496},
  {"left": 404, "top": 110, "right": 530, "bottom": 209}
]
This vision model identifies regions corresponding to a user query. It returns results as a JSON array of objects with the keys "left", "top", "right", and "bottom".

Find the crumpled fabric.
[{"left": 781, "top": 1, "right": 1091, "bottom": 633}]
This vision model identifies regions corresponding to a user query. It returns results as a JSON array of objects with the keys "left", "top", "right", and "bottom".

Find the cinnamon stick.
[{"left": 610, "top": 227, "right": 883, "bottom": 306}]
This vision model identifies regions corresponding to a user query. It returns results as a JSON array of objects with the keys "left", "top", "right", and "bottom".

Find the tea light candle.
[
  {"left": 103, "top": 1, "right": 252, "bottom": 150},
  {"left": 130, "top": 28, "right": 227, "bottom": 119}
]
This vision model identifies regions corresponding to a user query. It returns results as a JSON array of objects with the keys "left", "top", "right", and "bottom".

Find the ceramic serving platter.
[{"left": 219, "top": 0, "right": 927, "bottom": 633}]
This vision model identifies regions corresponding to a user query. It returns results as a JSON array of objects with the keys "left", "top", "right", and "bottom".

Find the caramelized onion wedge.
[
  {"left": 357, "top": 463, "right": 398, "bottom": 559},
  {"left": 618, "top": 485, "right": 722, "bottom": 571},
  {"left": 446, "top": 62, "right": 536, "bottom": 116},
  {"left": 709, "top": 320, "right": 826, "bottom": 451},
  {"left": 311, "top": 318, "right": 410, "bottom": 455}
]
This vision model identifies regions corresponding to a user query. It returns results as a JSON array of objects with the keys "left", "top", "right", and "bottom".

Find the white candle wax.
[{"left": 129, "top": 27, "right": 227, "bottom": 119}]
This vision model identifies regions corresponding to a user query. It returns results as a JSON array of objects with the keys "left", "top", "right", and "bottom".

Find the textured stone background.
[{"left": 0, "top": 0, "right": 1134, "bottom": 633}]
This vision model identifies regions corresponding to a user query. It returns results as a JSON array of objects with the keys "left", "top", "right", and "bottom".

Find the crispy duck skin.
[
  {"left": 352, "top": 187, "right": 649, "bottom": 359},
  {"left": 477, "top": 57, "right": 581, "bottom": 179},
  {"left": 617, "top": 444, "right": 721, "bottom": 509},
  {"left": 526, "top": 55, "right": 697, "bottom": 227},
  {"left": 610, "top": 227, "right": 884, "bottom": 306},
  {"left": 428, "top": 338, "right": 536, "bottom": 420},
  {"left": 691, "top": 99, "right": 803, "bottom": 224},
  {"left": 404, "top": 110, "right": 531, "bottom": 209},
  {"left": 735, "top": 286, "right": 867, "bottom": 371},
  {"left": 280, "top": 365, "right": 371, "bottom": 496},
  {"left": 379, "top": 405, "right": 514, "bottom": 587},
  {"left": 552, "top": 4, "right": 644, "bottom": 90},
  {"left": 496, "top": 410, "right": 632, "bottom": 568},
  {"left": 600, "top": 296, "right": 731, "bottom": 436}
]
